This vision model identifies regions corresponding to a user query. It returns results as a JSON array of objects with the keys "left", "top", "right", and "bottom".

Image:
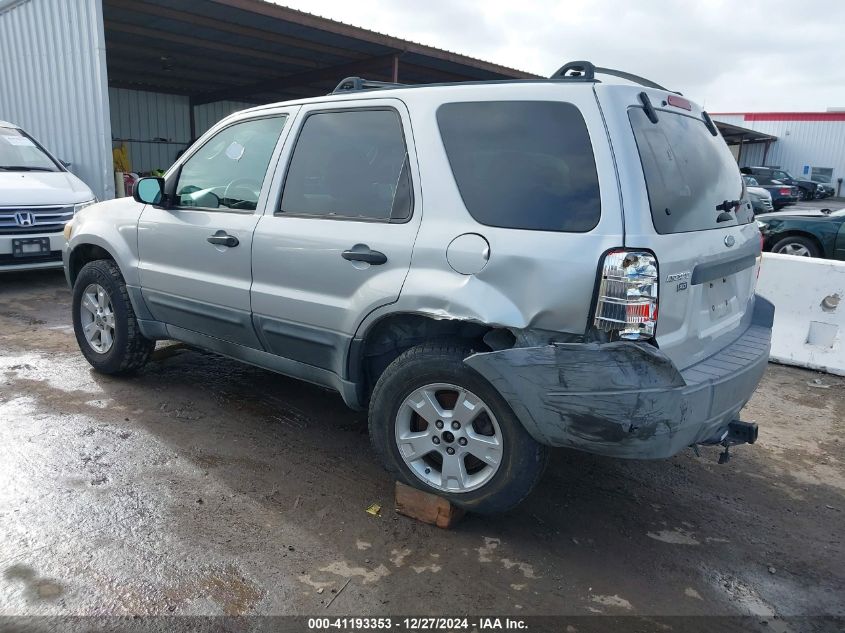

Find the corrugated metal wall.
[
  {"left": 0, "top": 0, "right": 113, "bottom": 199},
  {"left": 714, "top": 114, "right": 845, "bottom": 191},
  {"left": 109, "top": 88, "right": 254, "bottom": 174},
  {"left": 194, "top": 101, "right": 255, "bottom": 138},
  {"left": 109, "top": 87, "right": 191, "bottom": 174}
]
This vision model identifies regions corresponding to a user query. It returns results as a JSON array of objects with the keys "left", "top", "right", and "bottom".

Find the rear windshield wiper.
[{"left": 0, "top": 165, "right": 56, "bottom": 172}]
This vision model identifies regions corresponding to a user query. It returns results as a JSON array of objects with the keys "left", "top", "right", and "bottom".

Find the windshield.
[
  {"left": 629, "top": 108, "right": 753, "bottom": 234},
  {"left": 0, "top": 127, "right": 60, "bottom": 172}
]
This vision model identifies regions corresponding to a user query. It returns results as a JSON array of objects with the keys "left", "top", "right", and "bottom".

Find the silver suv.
[{"left": 64, "top": 62, "right": 773, "bottom": 513}]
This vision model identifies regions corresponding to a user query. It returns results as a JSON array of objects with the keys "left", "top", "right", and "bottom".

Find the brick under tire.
[
  {"left": 72, "top": 259, "right": 154, "bottom": 375},
  {"left": 368, "top": 342, "right": 548, "bottom": 514}
]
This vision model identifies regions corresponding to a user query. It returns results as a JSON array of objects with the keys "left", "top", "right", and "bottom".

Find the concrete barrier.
[{"left": 756, "top": 252, "right": 845, "bottom": 375}]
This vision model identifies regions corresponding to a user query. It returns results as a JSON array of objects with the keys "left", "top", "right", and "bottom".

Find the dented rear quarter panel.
[{"left": 354, "top": 82, "right": 625, "bottom": 338}]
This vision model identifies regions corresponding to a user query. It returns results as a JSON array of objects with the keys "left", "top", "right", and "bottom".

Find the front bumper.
[
  {"left": 0, "top": 232, "right": 64, "bottom": 271},
  {"left": 465, "top": 296, "right": 774, "bottom": 459}
]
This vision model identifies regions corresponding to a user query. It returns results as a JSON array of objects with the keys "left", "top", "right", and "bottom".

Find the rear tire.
[
  {"left": 368, "top": 342, "right": 548, "bottom": 514},
  {"left": 771, "top": 235, "right": 820, "bottom": 258},
  {"left": 72, "top": 259, "right": 154, "bottom": 374}
]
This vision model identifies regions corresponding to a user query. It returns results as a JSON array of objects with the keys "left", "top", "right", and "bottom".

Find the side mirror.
[
  {"left": 134, "top": 177, "right": 165, "bottom": 205},
  {"left": 60, "top": 159, "right": 71, "bottom": 169}
]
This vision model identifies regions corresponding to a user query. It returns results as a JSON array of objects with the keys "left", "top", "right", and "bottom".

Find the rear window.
[
  {"left": 437, "top": 101, "right": 601, "bottom": 232},
  {"left": 629, "top": 108, "right": 753, "bottom": 234}
]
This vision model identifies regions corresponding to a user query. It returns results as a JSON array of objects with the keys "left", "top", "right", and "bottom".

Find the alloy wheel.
[
  {"left": 776, "top": 242, "right": 811, "bottom": 257},
  {"left": 395, "top": 383, "right": 503, "bottom": 493},
  {"left": 79, "top": 283, "right": 116, "bottom": 354}
]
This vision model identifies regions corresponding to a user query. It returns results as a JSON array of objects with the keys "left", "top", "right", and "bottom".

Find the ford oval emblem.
[{"left": 724, "top": 235, "right": 735, "bottom": 247}]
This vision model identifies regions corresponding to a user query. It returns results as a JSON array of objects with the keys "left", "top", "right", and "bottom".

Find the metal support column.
[{"left": 392, "top": 53, "right": 400, "bottom": 82}]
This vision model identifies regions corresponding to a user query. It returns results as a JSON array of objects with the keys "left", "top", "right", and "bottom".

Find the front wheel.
[
  {"left": 771, "top": 235, "right": 820, "bottom": 258},
  {"left": 72, "top": 259, "right": 154, "bottom": 374},
  {"left": 368, "top": 342, "right": 548, "bottom": 514}
]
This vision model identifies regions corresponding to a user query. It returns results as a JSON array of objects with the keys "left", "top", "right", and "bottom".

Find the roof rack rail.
[
  {"left": 550, "top": 61, "right": 673, "bottom": 92},
  {"left": 332, "top": 76, "right": 406, "bottom": 94}
]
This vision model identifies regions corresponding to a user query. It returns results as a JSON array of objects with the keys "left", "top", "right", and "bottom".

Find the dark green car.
[{"left": 757, "top": 208, "right": 845, "bottom": 259}]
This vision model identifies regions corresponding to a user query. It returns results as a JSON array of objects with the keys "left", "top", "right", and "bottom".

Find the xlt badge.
[{"left": 666, "top": 271, "right": 691, "bottom": 283}]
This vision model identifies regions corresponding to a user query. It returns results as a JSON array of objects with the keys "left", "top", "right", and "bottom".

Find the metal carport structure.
[
  {"left": 0, "top": 0, "right": 535, "bottom": 200},
  {"left": 714, "top": 120, "right": 778, "bottom": 166}
]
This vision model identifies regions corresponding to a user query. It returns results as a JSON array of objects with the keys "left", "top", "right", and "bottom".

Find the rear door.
[
  {"left": 596, "top": 86, "right": 760, "bottom": 368},
  {"left": 249, "top": 99, "right": 421, "bottom": 377}
]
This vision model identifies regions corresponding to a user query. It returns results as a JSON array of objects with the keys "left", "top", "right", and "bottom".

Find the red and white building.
[{"left": 712, "top": 111, "right": 845, "bottom": 195}]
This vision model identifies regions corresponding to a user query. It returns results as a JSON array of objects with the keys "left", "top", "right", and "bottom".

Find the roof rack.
[
  {"left": 332, "top": 76, "right": 406, "bottom": 94},
  {"left": 550, "top": 61, "right": 672, "bottom": 92}
]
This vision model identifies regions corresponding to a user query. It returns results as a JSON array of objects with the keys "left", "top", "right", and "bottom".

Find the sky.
[{"left": 277, "top": 0, "right": 845, "bottom": 112}]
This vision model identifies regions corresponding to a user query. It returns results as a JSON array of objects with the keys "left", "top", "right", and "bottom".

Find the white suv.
[
  {"left": 64, "top": 62, "right": 772, "bottom": 513},
  {"left": 0, "top": 121, "right": 95, "bottom": 272}
]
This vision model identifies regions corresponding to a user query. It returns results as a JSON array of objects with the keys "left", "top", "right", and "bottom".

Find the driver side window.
[{"left": 176, "top": 116, "right": 287, "bottom": 211}]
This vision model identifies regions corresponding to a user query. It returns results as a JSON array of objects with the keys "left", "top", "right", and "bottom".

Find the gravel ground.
[{"left": 0, "top": 270, "right": 843, "bottom": 631}]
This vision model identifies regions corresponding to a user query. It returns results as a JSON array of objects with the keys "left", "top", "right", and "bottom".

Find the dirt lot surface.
[{"left": 1, "top": 271, "right": 843, "bottom": 631}]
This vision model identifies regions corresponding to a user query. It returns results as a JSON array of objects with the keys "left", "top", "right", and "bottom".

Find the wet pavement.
[{"left": 1, "top": 270, "right": 843, "bottom": 627}]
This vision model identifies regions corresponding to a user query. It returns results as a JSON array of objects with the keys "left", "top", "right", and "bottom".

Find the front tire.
[
  {"left": 72, "top": 259, "right": 154, "bottom": 374},
  {"left": 771, "top": 235, "right": 820, "bottom": 258},
  {"left": 368, "top": 342, "right": 548, "bottom": 514}
]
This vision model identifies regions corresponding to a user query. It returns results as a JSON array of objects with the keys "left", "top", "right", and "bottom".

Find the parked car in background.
[
  {"left": 0, "top": 121, "right": 95, "bottom": 272},
  {"left": 742, "top": 176, "right": 774, "bottom": 214},
  {"left": 741, "top": 166, "right": 821, "bottom": 201},
  {"left": 815, "top": 182, "right": 835, "bottom": 199},
  {"left": 757, "top": 208, "right": 845, "bottom": 258},
  {"left": 742, "top": 175, "right": 797, "bottom": 210}
]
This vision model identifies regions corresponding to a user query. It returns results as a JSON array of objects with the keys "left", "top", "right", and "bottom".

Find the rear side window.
[
  {"left": 280, "top": 109, "right": 411, "bottom": 221},
  {"left": 437, "top": 101, "right": 601, "bottom": 232},
  {"left": 629, "top": 108, "right": 753, "bottom": 234}
]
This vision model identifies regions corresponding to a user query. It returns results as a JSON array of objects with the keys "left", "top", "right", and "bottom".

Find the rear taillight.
[
  {"left": 593, "top": 251, "right": 659, "bottom": 340},
  {"left": 779, "top": 187, "right": 791, "bottom": 196}
]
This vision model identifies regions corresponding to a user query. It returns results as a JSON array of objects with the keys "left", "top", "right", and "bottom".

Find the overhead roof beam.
[
  {"left": 107, "top": 54, "right": 262, "bottom": 87},
  {"left": 192, "top": 53, "right": 397, "bottom": 105},
  {"left": 106, "top": 0, "right": 364, "bottom": 61},
  {"left": 104, "top": 20, "right": 320, "bottom": 69},
  {"left": 106, "top": 43, "right": 288, "bottom": 82},
  {"left": 209, "top": 0, "right": 536, "bottom": 78}
]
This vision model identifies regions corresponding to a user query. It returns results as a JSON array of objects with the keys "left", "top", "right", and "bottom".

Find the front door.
[
  {"left": 138, "top": 113, "right": 291, "bottom": 348},
  {"left": 250, "top": 100, "right": 421, "bottom": 377}
]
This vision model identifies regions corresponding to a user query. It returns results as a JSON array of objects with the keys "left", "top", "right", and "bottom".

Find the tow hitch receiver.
[
  {"left": 727, "top": 420, "right": 758, "bottom": 445},
  {"left": 718, "top": 420, "right": 759, "bottom": 464}
]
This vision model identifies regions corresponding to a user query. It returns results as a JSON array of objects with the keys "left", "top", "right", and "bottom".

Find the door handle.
[
  {"left": 341, "top": 244, "right": 387, "bottom": 265},
  {"left": 207, "top": 231, "right": 239, "bottom": 248}
]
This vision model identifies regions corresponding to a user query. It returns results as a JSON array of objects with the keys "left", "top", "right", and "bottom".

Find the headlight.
[
  {"left": 73, "top": 199, "right": 97, "bottom": 214},
  {"left": 63, "top": 219, "right": 75, "bottom": 240}
]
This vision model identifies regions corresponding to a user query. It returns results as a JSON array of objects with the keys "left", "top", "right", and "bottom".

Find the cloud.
[{"left": 276, "top": 0, "right": 845, "bottom": 111}]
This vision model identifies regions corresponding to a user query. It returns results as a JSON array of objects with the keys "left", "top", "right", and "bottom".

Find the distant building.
[{"left": 712, "top": 112, "right": 845, "bottom": 196}]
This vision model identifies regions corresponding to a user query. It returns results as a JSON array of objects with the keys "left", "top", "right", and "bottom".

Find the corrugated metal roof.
[
  {"left": 102, "top": 0, "right": 539, "bottom": 104},
  {"left": 712, "top": 112, "right": 845, "bottom": 122}
]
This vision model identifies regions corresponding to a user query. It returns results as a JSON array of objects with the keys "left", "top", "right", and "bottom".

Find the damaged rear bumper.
[{"left": 465, "top": 296, "right": 774, "bottom": 459}]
